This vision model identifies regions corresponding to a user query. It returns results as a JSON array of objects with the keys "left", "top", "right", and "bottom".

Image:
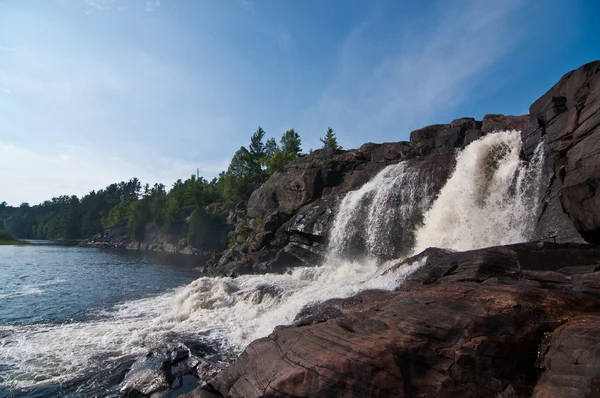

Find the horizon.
[{"left": 1, "top": 0, "right": 599, "bottom": 206}]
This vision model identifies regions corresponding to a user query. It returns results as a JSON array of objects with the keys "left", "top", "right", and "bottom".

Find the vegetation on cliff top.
[{"left": 1, "top": 127, "right": 342, "bottom": 249}]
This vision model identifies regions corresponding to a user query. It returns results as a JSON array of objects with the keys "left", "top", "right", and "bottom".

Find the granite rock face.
[
  {"left": 184, "top": 62, "right": 600, "bottom": 397},
  {"left": 526, "top": 61, "right": 600, "bottom": 244}
]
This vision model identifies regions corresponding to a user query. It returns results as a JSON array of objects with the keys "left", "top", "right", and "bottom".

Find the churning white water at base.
[
  {"left": 413, "top": 130, "right": 544, "bottom": 253},
  {"left": 0, "top": 257, "right": 425, "bottom": 390}
]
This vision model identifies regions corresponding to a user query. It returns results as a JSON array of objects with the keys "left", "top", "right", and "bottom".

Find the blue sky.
[{"left": 0, "top": 0, "right": 598, "bottom": 205}]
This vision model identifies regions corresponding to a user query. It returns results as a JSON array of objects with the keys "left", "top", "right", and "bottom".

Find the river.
[{"left": 0, "top": 243, "right": 202, "bottom": 397}]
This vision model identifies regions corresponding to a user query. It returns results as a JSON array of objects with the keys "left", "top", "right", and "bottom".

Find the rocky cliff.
[
  {"left": 176, "top": 61, "right": 600, "bottom": 398},
  {"left": 81, "top": 207, "right": 230, "bottom": 258},
  {"left": 209, "top": 62, "right": 600, "bottom": 277},
  {"left": 209, "top": 114, "right": 536, "bottom": 277}
]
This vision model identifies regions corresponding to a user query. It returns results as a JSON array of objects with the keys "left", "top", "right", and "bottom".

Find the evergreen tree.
[
  {"left": 280, "top": 129, "right": 302, "bottom": 155},
  {"left": 264, "top": 138, "right": 278, "bottom": 159},
  {"left": 320, "top": 127, "right": 342, "bottom": 150},
  {"left": 249, "top": 127, "right": 266, "bottom": 168}
]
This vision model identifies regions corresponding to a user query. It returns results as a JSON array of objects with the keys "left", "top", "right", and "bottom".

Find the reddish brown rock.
[
  {"left": 206, "top": 243, "right": 600, "bottom": 398},
  {"left": 533, "top": 315, "right": 600, "bottom": 398}
]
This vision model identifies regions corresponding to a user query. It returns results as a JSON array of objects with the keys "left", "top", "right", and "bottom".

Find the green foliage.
[
  {"left": 128, "top": 199, "right": 150, "bottom": 241},
  {"left": 280, "top": 129, "right": 302, "bottom": 156},
  {"left": 0, "top": 230, "right": 16, "bottom": 241},
  {"left": 265, "top": 151, "right": 297, "bottom": 174},
  {"left": 320, "top": 127, "right": 342, "bottom": 150},
  {"left": 227, "top": 215, "right": 253, "bottom": 248},
  {"left": 264, "top": 138, "right": 278, "bottom": 159},
  {"left": 104, "top": 201, "right": 133, "bottom": 228},
  {"left": 249, "top": 126, "right": 266, "bottom": 167},
  {"left": 0, "top": 123, "right": 330, "bottom": 248}
]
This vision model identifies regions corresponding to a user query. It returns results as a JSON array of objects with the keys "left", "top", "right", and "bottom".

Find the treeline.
[{"left": 0, "top": 127, "right": 342, "bottom": 247}]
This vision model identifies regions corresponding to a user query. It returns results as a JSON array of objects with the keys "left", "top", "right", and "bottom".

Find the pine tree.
[
  {"left": 249, "top": 127, "right": 266, "bottom": 162},
  {"left": 264, "top": 138, "right": 279, "bottom": 159},
  {"left": 320, "top": 127, "right": 342, "bottom": 150},
  {"left": 280, "top": 129, "right": 302, "bottom": 155}
]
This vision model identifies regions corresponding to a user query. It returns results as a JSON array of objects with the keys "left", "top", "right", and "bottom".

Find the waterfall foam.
[
  {"left": 0, "top": 255, "right": 424, "bottom": 391},
  {"left": 413, "top": 130, "right": 544, "bottom": 253}
]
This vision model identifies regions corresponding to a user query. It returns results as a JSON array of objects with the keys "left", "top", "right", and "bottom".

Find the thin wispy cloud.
[
  {"left": 0, "top": 46, "right": 16, "bottom": 52},
  {"left": 82, "top": 0, "right": 156, "bottom": 13},
  {"left": 309, "top": 0, "right": 524, "bottom": 147},
  {"left": 241, "top": 0, "right": 256, "bottom": 15},
  {"left": 83, "top": 0, "right": 110, "bottom": 11},
  {"left": 145, "top": 0, "right": 160, "bottom": 13}
]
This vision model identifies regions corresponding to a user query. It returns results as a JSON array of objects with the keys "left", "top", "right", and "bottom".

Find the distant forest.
[{"left": 1, "top": 127, "right": 342, "bottom": 246}]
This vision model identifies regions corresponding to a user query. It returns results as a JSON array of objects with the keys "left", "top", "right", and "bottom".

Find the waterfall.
[
  {"left": 327, "top": 161, "right": 437, "bottom": 261},
  {"left": 413, "top": 130, "right": 544, "bottom": 253}
]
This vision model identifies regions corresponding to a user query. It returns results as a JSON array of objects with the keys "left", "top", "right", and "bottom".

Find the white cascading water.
[
  {"left": 327, "top": 162, "right": 436, "bottom": 260},
  {"left": 0, "top": 130, "right": 544, "bottom": 391},
  {"left": 413, "top": 130, "right": 544, "bottom": 253}
]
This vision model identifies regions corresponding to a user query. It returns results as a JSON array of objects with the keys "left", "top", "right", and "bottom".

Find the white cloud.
[
  {"left": 81, "top": 0, "right": 157, "bottom": 13},
  {"left": 0, "top": 46, "right": 16, "bottom": 52},
  {"left": 83, "top": 0, "right": 110, "bottom": 11},
  {"left": 309, "top": 0, "right": 524, "bottom": 147}
]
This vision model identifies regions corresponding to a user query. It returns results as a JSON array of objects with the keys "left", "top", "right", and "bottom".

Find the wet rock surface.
[
  {"left": 119, "top": 339, "right": 234, "bottom": 398},
  {"left": 207, "top": 242, "right": 600, "bottom": 398}
]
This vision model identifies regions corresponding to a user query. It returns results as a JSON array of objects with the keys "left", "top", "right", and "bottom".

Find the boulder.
[
  {"left": 120, "top": 350, "right": 172, "bottom": 397},
  {"left": 367, "top": 141, "right": 411, "bottom": 163},
  {"left": 481, "top": 114, "right": 529, "bottom": 134}
]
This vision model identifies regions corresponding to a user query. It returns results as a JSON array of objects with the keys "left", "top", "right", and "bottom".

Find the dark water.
[{"left": 0, "top": 243, "right": 203, "bottom": 397}]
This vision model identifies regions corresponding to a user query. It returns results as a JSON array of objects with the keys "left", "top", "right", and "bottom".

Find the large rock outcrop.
[
  {"left": 187, "top": 61, "right": 600, "bottom": 398},
  {"left": 208, "top": 242, "right": 600, "bottom": 398},
  {"left": 526, "top": 61, "right": 600, "bottom": 244}
]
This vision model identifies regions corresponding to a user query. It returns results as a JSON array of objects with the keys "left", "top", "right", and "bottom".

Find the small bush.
[{"left": 0, "top": 230, "right": 17, "bottom": 241}]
